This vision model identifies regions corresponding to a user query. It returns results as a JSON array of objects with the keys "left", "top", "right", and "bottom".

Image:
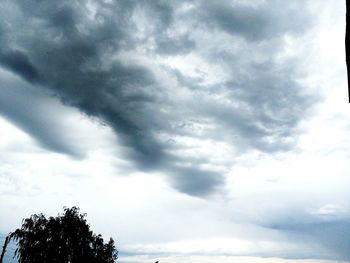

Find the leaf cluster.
[{"left": 9, "top": 207, "right": 118, "bottom": 263}]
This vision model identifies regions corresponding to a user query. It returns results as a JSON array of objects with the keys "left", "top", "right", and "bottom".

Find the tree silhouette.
[{"left": 8, "top": 207, "right": 118, "bottom": 263}]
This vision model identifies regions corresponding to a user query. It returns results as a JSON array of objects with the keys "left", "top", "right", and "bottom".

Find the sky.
[{"left": 0, "top": 0, "right": 349, "bottom": 262}]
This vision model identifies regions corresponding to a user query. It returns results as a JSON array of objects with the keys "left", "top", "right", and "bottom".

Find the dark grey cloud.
[
  {"left": 196, "top": 0, "right": 310, "bottom": 41},
  {"left": 0, "top": 71, "right": 85, "bottom": 158},
  {"left": 0, "top": 50, "right": 41, "bottom": 83},
  {"left": 0, "top": 0, "right": 314, "bottom": 196},
  {"left": 266, "top": 219, "right": 350, "bottom": 260},
  {"left": 168, "top": 166, "right": 224, "bottom": 196}
]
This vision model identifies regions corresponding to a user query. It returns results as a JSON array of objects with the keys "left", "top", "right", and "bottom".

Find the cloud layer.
[{"left": 0, "top": 0, "right": 313, "bottom": 196}]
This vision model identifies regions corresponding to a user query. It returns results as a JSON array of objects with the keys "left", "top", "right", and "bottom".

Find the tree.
[{"left": 7, "top": 207, "right": 118, "bottom": 263}]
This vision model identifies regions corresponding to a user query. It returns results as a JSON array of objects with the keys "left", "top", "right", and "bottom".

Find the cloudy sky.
[{"left": 0, "top": 0, "right": 348, "bottom": 262}]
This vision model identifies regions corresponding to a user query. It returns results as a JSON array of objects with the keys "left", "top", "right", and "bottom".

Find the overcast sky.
[{"left": 0, "top": 0, "right": 348, "bottom": 262}]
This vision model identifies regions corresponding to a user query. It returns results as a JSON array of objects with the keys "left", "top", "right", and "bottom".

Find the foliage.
[{"left": 9, "top": 207, "right": 118, "bottom": 263}]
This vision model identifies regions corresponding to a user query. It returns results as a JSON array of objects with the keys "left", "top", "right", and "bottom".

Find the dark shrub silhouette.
[{"left": 8, "top": 207, "right": 118, "bottom": 263}]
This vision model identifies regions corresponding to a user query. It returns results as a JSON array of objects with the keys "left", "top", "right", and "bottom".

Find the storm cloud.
[{"left": 0, "top": 0, "right": 314, "bottom": 196}]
